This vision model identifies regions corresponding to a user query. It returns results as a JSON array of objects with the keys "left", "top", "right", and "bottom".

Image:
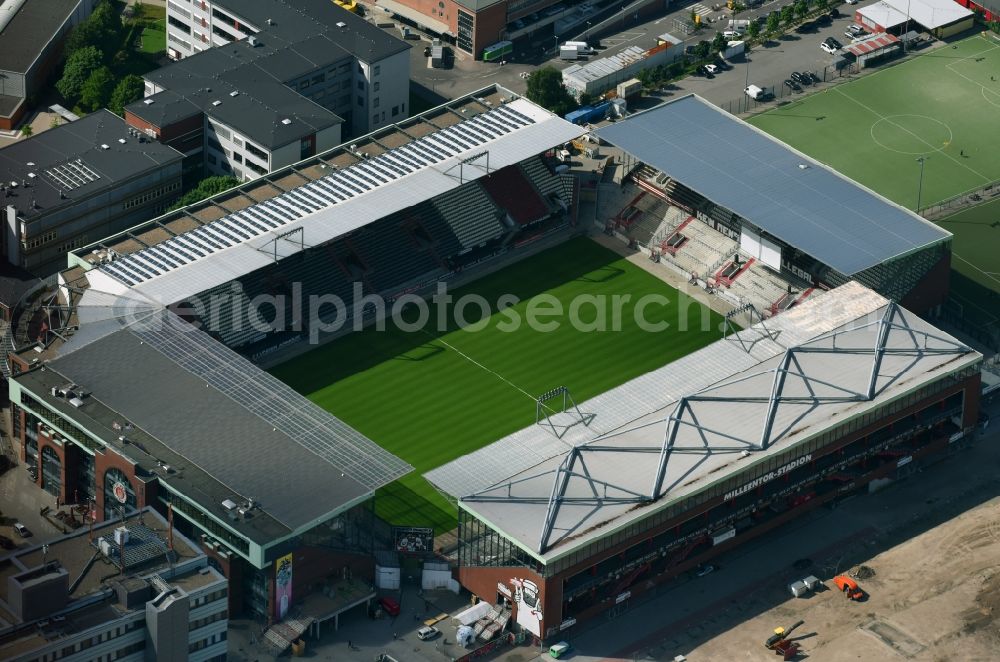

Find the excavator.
[
  {"left": 833, "top": 575, "right": 865, "bottom": 600},
  {"left": 764, "top": 620, "right": 804, "bottom": 660}
]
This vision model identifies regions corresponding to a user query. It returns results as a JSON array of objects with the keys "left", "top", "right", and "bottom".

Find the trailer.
[
  {"left": 431, "top": 45, "right": 444, "bottom": 67},
  {"left": 722, "top": 40, "right": 745, "bottom": 60},
  {"left": 616, "top": 78, "right": 642, "bottom": 101},
  {"left": 564, "top": 100, "right": 611, "bottom": 125}
]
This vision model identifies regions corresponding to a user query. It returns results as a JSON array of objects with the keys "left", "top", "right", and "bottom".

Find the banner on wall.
[
  {"left": 511, "top": 577, "right": 543, "bottom": 637},
  {"left": 275, "top": 553, "right": 293, "bottom": 621},
  {"left": 393, "top": 526, "right": 434, "bottom": 554}
]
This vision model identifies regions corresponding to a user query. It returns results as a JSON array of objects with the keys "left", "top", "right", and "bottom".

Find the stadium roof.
[
  {"left": 0, "top": 110, "right": 183, "bottom": 222},
  {"left": 594, "top": 95, "right": 951, "bottom": 276},
  {"left": 0, "top": 0, "right": 79, "bottom": 74},
  {"left": 430, "top": 283, "right": 979, "bottom": 562},
  {"left": 93, "top": 98, "right": 583, "bottom": 305},
  {"left": 16, "top": 300, "right": 412, "bottom": 543},
  {"left": 857, "top": 0, "right": 972, "bottom": 29}
]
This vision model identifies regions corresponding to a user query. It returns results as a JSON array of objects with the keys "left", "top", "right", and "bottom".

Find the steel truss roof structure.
[{"left": 461, "top": 298, "right": 975, "bottom": 556}]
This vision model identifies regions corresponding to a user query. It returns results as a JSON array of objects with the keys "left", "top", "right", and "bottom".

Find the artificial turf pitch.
[
  {"left": 272, "top": 237, "right": 725, "bottom": 532},
  {"left": 749, "top": 33, "right": 1000, "bottom": 293}
]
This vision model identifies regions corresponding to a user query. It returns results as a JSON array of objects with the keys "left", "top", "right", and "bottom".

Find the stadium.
[{"left": 2, "top": 86, "right": 982, "bottom": 644}]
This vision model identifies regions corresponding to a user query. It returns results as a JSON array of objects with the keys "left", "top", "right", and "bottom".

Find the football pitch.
[
  {"left": 272, "top": 238, "right": 725, "bottom": 532},
  {"left": 749, "top": 33, "right": 1000, "bottom": 293}
]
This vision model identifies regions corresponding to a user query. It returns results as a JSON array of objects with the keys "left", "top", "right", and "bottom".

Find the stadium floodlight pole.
[
  {"left": 916, "top": 156, "right": 927, "bottom": 212},
  {"left": 904, "top": 0, "right": 912, "bottom": 52}
]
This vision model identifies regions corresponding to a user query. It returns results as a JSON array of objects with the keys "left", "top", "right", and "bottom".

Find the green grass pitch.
[
  {"left": 272, "top": 237, "right": 725, "bottom": 532},
  {"left": 748, "top": 33, "right": 1000, "bottom": 293}
]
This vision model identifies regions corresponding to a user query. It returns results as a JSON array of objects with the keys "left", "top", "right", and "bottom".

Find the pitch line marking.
[
  {"left": 868, "top": 114, "right": 953, "bottom": 156},
  {"left": 419, "top": 329, "right": 565, "bottom": 416},
  {"left": 830, "top": 86, "right": 993, "bottom": 185}
]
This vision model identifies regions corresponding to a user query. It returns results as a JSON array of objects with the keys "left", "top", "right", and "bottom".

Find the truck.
[
  {"left": 745, "top": 84, "right": 772, "bottom": 101},
  {"left": 563, "top": 40, "right": 594, "bottom": 54},
  {"left": 560, "top": 45, "right": 587, "bottom": 60},
  {"left": 431, "top": 44, "right": 444, "bottom": 67},
  {"left": 722, "top": 40, "right": 745, "bottom": 60}
]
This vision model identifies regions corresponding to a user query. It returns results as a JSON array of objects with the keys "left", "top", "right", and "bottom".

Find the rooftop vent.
[
  {"left": 221, "top": 499, "right": 238, "bottom": 511},
  {"left": 230, "top": 90, "right": 240, "bottom": 97},
  {"left": 26, "top": 161, "right": 34, "bottom": 167},
  {"left": 143, "top": 98, "right": 154, "bottom": 105},
  {"left": 336, "top": 21, "right": 346, "bottom": 27},
  {"left": 266, "top": 17, "right": 273, "bottom": 25},
  {"left": 281, "top": 118, "right": 291, "bottom": 125},
  {"left": 247, "top": 35, "right": 258, "bottom": 47},
  {"left": 69, "top": 397, "right": 84, "bottom": 408},
  {"left": 212, "top": 100, "right": 222, "bottom": 106},
  {"left": 118, "top": 138, "right": 126, "bottom": 144},
  {"left": 100, "top": 144, "right": 110, "bottom": 150},
  {"left": 27, "top": 172, "right": 36, "bottom": 179}
]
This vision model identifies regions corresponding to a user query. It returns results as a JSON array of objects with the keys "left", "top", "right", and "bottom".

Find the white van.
[
  {"left": 562, "top": 40, "right": 594, "bottom": 54},
  {"left": 745, "top": 84, "right": 768, "bottom": 100}
]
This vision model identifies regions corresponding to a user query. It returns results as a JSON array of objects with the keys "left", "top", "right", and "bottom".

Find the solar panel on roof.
[
  {"left": 189, "top": 228, "right": 224, "bottom": 251},
  {"left": 213, "top": 221, "right": 248, "bottom": 242},
  {"left": 453, "top": 123, "right": 488, "bottom": 143},
  {"left": 439, "top": 128, "right": 474, "bottom": 150},
  {"left": 198, "top": 225, "right": 234, "bottom": 248},
  {"left": 164, "top": 241, "right": 196, "bottom": 262},
  {"left": 126, "top": 255, "right": 162, "bottom": 278},
  {"left": 496, "top": 105, "right": 534, "bottom": 125},
  {"left": 226, "top": 215, "right": 260, "bottom": 237},
  {"left": 267, "top": 198, "right": 304, "bottom": 218},
  {"left": 376, "top": 154, "right": 411, "bottom": 175},
  {"left": 313, "top": 179, "right": 348, "bottom": 201},
  {"left": 296, "top": 186, "right": 328, "bottom": 207},
  {"left": 408, "top": 142, "right": 441, "bottom": 163},
  {"left": 147, "top": 245, "right": 185, "bottom": 268},
  {"left": 174, "top": 234, "right": 210, "bottom": 256},
  {"left": 339, "top": 170, "right": 373, "bottom": 190},
  {"left": 102, "top": 263, "right": 137, "bottom": 286}
]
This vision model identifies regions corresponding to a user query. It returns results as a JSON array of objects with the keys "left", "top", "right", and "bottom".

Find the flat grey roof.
[
  {"left": 442, "top": 283, "right": 979, "bottom": 563},
  {"left": 0, "top": 0, "right": 79, "bottom": 74},
  {"left": 595, "top": 95, "right": 951, "bottom": 276},
  {"left": 22, "top": 307, "right": 412, "bottom": 538},
  {"left": 0, "top": 110, "right": 183, "bottom": 222}
]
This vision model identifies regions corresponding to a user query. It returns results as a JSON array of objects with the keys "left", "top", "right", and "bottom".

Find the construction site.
[{"left": 631, "top": 412, "right": 1000, "bottom": 662}]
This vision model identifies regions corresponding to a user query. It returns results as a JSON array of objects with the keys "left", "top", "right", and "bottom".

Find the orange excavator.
[
  {"left": 765, "top": 620, "right": 804, "bottom": 659},
  {"left": 833, "top": 575, "right": 864, "bottom": 600}
]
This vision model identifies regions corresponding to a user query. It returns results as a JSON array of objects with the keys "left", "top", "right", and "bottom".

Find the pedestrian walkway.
[{"left": 690, "top": 3, "right": 714, "bottom": 17}]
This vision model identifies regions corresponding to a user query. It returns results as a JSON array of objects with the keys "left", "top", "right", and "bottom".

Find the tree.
[
  {"left": 794, "top": 0, "right": 809, "bottom": 20},
  {"left": 766, "top": 12, "right": 782, "bottom": 34},
  {"left": 712, "top": 31, "right": 727, "bottom": 52},
  {"left": 109, "top": 74, "right": 145, "bottom": 115},
  {"left": 780, "top": 5, "right": 795, "bottom": 25},
  {"left": 167, "top": 176, "right": 241, "bottom": 211},
  {"left": 20, "top": 124, "right": 33, "bottom": 138},
  {"left": 816, "top": 0, "right": 829, "bottom": 9},
  {"left": 50, "top": 116, "right": 62, "bottom": 130},
  {"left": 525, "top": 67, "right": 577, "bottom": 116},
  {"left": 56, "top": 45, "right": 104, "bottom": 101},
  {"left": 694, "top": 40, "right": 711, "bottom": 59},
  {"left": 80, "top": 66, "right": 116, "bottom": 112},
  {"left": 747, "top": 19, "right": 761, "bottom": 41},
  {"left": 64, "top": 0, "right": 124, "bottom": 60}
]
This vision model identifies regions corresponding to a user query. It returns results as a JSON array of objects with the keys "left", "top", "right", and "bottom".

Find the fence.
[
  {"left": 918, "top": 181, "right": 1000, "bottom": 219},
  {"left": 719, "top": 60, "right": 860, "bottom": 115}
]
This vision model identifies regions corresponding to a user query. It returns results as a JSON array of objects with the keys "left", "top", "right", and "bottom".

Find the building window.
[
  {"left": 357, "top": 80, "right": 364, "bottom": 90},
  {"left": 357, "top": 95, "right": 363, "bottom": 106},
  {"left": 373, "top": 97, "right": 379, "bottom": 108},
  {"left": 457, "top": 10, "right": 474, "bottom": 53},
  {"left": 207, "top": 153, "right": 217, "bottom": 165},
  {"left": 341, "top": 80, "right": 351, "bottom": 90},
  {"left": 373, "top": 113, "right": 379, "bottom": 124},
  {"left": 392, "top": 105, "right": 399, "bottom": 117},
  {"left": 167, "top": 15, "right": 192, "bottom": 33},
  {"left": 374, "top": 65, "right": 380, "bottom": 76},
  {"left": 244, "top": 141, "right": 268, "bottom": 161},
  {"left": 374, "top": 81, "right": 380, "bottom": 92}
]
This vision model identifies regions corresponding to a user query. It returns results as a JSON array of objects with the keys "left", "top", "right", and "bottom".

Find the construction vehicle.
[
  {"left": 764, "top": 620, "right": 804, "bottom": 660},
  {"left": 833, "top": 575, "right": 864, "bottom": 600}
]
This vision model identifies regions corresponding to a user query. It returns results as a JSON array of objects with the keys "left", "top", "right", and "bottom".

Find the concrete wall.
[{"left": 145, "top": 589, "right": 190, "bottom": 662}]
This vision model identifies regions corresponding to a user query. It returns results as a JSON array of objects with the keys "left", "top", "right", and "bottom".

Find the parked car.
[
  {"left": 808, "top": 71, "right": 821, "bottom": 84},
  {"left": 784, "top": 78, "right": 802, "bottom": 91},
  {"left": 829, "top": 8, "right": 841, "bottom": 17},
  {"left": 417, "top": 626, "right": 440, "bottom": 640},
  {"left": 704, "top": 63, "right": 719, "bottom": 74},
  {"left": 848, "top": 23, "right": 865, "bottom": 34},
  {"left": 795, "top": 21, "right": 814, "bottom": 33},
  {"left": 821, "top": 41, "right": 839, "bottom": 54},
  {"left": 790, "top": 71, "right": 806, "bottom": 84},
  {"left": 549, "top": 641, "right": 572, "bottom": 658},
  {"left": 845, "top": 0, "right": 856, "bottom": 5},
  {"left": 378, "top": 596, "right": 400, "bottom": 616},
  {"left": 722, "top": 29, "right": 744, "bottom": 39},
  {"left": 13, "top": 523, "right": 31, "bottom": 538},
  {"left": 816, "top": 13, "right": 832, "bottom": 25},
  {"left": 828, "top": 37, "right": 843, "bottom": 49},
  {"left": 695, "top": 564, "right": 716, "bottom": 577},
  {"left": 797, "top": 71, "right": 813, "bottom": 85}
]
